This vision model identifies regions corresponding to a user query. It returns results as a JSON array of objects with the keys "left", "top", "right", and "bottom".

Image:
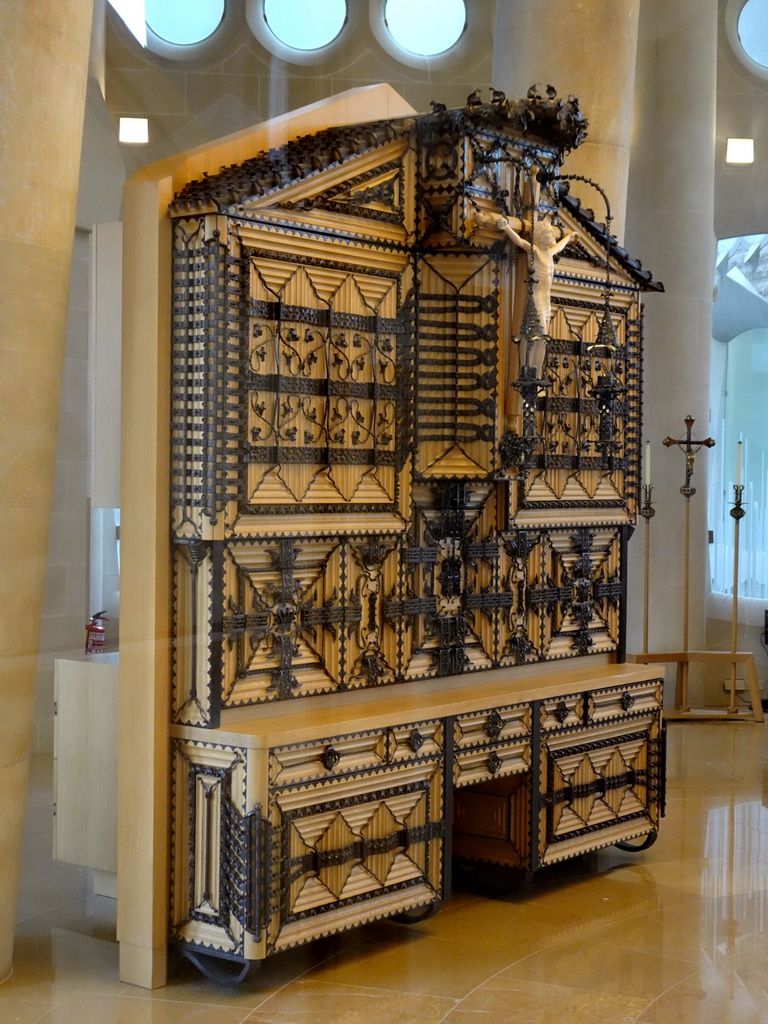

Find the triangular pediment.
[
  {"left": 421, "top": 444, "right": 488, "bottom": 478},
  {"left": 556, "top": 201, "right": 661, "bottom": 292},
  {"left": 294, "top": 163, "right": 404, "bottom": 221},
  {"left": 231, "top": 138, "right": 410, "bottom": 216}
]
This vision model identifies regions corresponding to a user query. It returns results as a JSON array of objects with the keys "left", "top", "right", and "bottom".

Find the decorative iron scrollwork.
[
  {"left": 590, "top": 371, "right": 627, "bottom": 468},
  {"left": 499, "top": 430, "right": 540, "bottom": 471}
]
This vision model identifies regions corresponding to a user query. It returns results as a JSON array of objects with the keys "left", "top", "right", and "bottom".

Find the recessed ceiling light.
[
  {"left": 726, "top": 137, "right": 754, "bottom": 163},
  {"left": 119, "top": 117, "right": 149, "bottom": 144}
]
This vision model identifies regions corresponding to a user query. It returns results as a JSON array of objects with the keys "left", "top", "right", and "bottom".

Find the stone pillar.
[
  {"left": 492, "top": 0, "right": 640, "bottom": 242},
  {"left": 624, "top": 0, "right": 718, "bottom": 692},
  {"left": 0, "top": 0, "right": 94, "bottom": 982}
]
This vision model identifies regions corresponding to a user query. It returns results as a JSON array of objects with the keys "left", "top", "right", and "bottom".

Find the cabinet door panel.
[
  {"left": 171, "top": 739, "right": 258, "bottom": 958},
  {"left": 538, "top": 716, "right": 661, "bottom": 865},
  {"left": 268, "top": 759, "right": 444, "bottom": 952}
]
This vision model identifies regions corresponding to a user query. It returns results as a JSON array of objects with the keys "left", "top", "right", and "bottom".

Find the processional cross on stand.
[
  {"left": 661, "top": 416, "right": 715, "bottom": 710},
  {"left": 662, "top": 415, "right": 715, "bottom": 500}
]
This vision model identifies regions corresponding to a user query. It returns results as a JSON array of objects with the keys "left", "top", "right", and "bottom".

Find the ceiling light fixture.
[
  {"left": 726, "top": 137, "right": 755, "bottom": 163},
  {"left": 119, "top": 117, "right": 149, "bottom": 144}
]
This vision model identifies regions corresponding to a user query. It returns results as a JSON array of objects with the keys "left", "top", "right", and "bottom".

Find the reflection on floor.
[{"left": 5, "top": 722, "right": 768, "bottom": 1023}]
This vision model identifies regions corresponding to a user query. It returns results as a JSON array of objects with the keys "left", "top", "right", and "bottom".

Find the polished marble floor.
[{"left": 5, "top": 721, "right": 768, "bottom": 1022}]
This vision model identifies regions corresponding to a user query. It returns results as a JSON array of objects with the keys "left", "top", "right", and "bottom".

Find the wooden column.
[{"left": 0, "top": 0, "right": 94, "bottom": 984}]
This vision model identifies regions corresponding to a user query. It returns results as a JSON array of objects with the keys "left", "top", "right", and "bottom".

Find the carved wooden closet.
[{"left": 164, "top": 91, "right": 664, "bottom": 980}]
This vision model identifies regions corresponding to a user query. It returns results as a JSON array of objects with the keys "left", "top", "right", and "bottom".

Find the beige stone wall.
[
  {"left": 0, "top": 0, "right": 95, "bottom": 984},
  {"left": 32, "top": 231, "right": 91, "bottom": 755}
]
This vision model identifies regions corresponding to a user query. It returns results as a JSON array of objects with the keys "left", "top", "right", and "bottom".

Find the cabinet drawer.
[
  {"left": 454, "top": 703, "right": 531, "bottom": 749},
  {"left": 389, "top": 721, "right": 444, "bottom": 763},
  {"left": 540, "top": 693, "right": 584, "bottom": 731},
  {"left": 270, "top": 730, "right": 387, "bottom": 786},
  {"left": 270, "top": 720, "right": 442, "bottom": 787},
  {"left": 454, "top": 739, "right": 531, "bottom": 788},
  {"left": 587, "top": 681, "right": 663, "bottom": 724}
]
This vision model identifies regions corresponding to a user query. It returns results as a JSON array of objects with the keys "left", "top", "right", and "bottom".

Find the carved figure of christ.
[{"left": 495, "top": 213, "right": 575, "bottom": 336}]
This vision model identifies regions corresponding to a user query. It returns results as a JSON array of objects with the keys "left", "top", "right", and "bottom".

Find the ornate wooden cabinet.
[{"left": 166, "top": 91, "right": 664, "bottom": 978}]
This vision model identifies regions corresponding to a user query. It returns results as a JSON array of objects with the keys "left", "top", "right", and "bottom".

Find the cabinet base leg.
[
  {"left": 180, "top": 946, "right": 257, "bottom": 986},
  {"left": 391, "top": 900, "right": 441, "bottom": 924},
  {"left": 614, "top": 830, "right": 658, "bottom": 853}
]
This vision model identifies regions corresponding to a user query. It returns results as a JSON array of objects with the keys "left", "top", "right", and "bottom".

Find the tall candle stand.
[
  {"left": 639, "top": 483, "right": 655, "bottom": 655},
  {"left": 727, "top": 482, "right": 745, "bottom": 715}
]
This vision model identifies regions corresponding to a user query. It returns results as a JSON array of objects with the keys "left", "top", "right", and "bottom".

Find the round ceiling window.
[
  {"left": 384, "top": 0, "right": 466, "bottom": 57},
  {"left": 263, "top": 0, "right": 347, "bottom": 51},
  {"left": 145, "top": 0, "right": 225, "bottom": 45},
  {"left": 738, "top": 0, "right": 768, "bottom": 66}
]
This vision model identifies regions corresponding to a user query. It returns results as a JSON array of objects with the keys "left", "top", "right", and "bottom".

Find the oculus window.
[
  {"left": 710, "top": 235, "right": 768, "bottom": 599},
  {"left": 263, "top": 0, "right": 347, "bottom": 50},
  {"left": 108, "top": 0, "right": 226, "bottom": 49},
  {"left": 737, "top": 0, "right": 768, "bottom": 67},
  {"left": 145, "top": 0, "right": 225, "bottom": 45},
  {"left": 727, "top": 0, "right": 768, "bottom": 79},
  {"left": 384, "top": 0, "right": 466, "bottom": 56}
]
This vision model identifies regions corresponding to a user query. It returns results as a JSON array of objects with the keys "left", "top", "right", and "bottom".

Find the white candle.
[
  {"left": 645, "top": 440, "right": 651, "bottom": 486},
  {"left": 737, "top": 440, "right": 743, "bottom": 487}
]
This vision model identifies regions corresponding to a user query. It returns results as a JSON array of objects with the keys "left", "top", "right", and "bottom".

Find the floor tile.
[
  {"left": 243, "top": 978, "right": 457, "bottom": 1023},
  {"left": 442, "top": 974, "right": 646, "bottom": 1024},
  {"left": 7, "top": 726, "right": 768, "bottom": 1024}
]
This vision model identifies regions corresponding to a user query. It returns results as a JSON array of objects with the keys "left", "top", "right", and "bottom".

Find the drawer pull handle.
[
  {"left": 487, "top": 752, "right": 502, "bottom": 775},
  {"left": 409, "top": 729, "right": 425, "bottom": 753},
  {"left": 485, "top": 710, "right": 504, "bottom": 739},
  {"left": 554, "top": 701, "right": 570, "bottom": 724},
  {"left": 322, "top": 746, "right": 341, "bottom": 771},
  {"left": 621, "top": 692, "right": 636, "bottom": 711}
]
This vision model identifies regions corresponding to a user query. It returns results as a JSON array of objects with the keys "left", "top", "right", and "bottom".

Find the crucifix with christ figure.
[{"left": 662, "top": 415, "right": 715, "bottom": 498}]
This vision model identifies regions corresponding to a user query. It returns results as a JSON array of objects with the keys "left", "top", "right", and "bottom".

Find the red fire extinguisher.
[{"left": 85, "top": 611, "right": 108, "bottom": 654}]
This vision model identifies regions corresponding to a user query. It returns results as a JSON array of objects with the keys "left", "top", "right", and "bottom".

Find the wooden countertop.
[{"left": 172, "top": 658, "right": 664, "bottom": 748}]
